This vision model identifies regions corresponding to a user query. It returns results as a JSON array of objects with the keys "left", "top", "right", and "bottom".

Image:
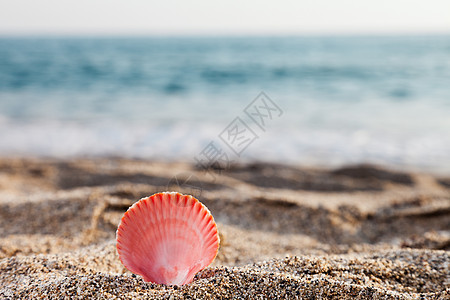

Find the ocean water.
[{"left": 0, "top": 35, "right": 449, "bottom": 172}]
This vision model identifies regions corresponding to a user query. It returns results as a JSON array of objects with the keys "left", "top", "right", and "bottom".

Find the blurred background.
[{"left": 0, "top": 0, "right": 449, "bottom": 173}]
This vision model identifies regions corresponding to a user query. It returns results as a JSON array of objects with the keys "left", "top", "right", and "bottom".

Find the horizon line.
[{"left": 1, "top": 30, "right": 450, "bottom": 38}]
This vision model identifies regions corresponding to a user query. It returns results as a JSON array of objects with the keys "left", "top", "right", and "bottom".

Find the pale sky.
[{"left": 0, "top": 0, "right": 449, "bottom": 35}]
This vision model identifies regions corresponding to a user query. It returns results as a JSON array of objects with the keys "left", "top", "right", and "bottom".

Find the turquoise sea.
[{"left": 0, "top": 35, "right": 449, "bottom": 172}]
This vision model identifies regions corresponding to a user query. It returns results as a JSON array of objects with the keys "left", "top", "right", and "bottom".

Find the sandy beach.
[{"left": 0, "top": 157, "right": 449, "bottom": 299}]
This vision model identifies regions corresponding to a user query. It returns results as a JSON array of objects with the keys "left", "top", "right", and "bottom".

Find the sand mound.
[{"left": 0, "top": 158, "right": 449, "bottom": 298}]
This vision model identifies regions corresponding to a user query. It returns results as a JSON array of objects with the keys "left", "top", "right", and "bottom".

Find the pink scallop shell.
[{"left": 116, "top": 192, "right": 219, "bottom": 285}]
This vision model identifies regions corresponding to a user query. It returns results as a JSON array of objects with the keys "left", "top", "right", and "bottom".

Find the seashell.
[{"left": 116, "top": 192, "right": 219, "bottom": 285}]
